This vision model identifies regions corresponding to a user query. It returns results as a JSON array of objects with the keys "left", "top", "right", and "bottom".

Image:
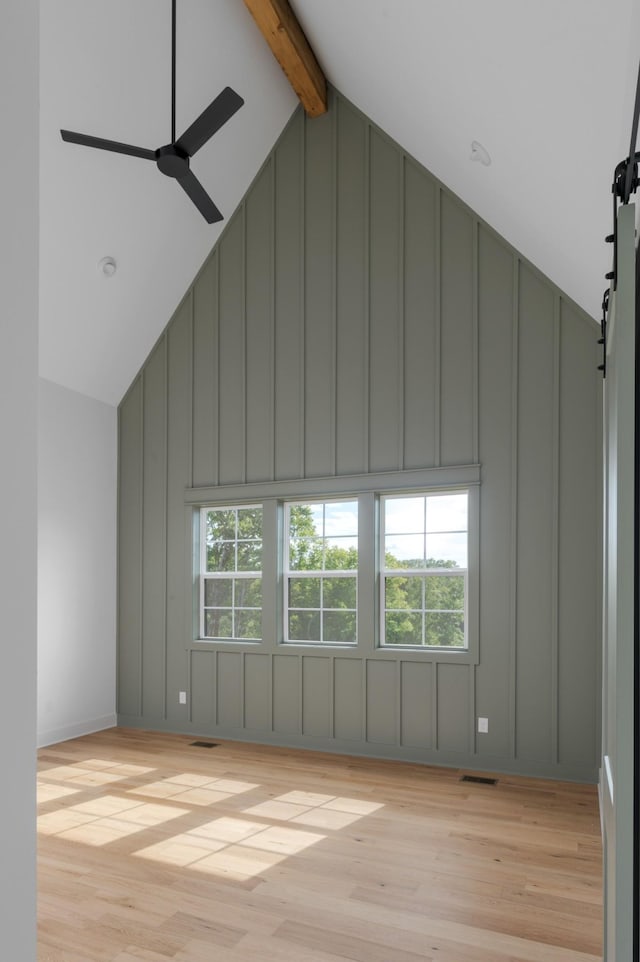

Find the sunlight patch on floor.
[
  {"left": 133, "top": 816, "right": 325, "bottom": 880},
  {"left": 37, "top": 796, "right": 189, "bottom": 845},
  {"left": 127, "top": 774, "right": 258, "bottom": 806},
  {"left": 36, "top": 782, "right": 80, "bottom": 804}
]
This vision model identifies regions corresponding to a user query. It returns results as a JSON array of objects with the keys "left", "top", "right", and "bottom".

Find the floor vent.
[
  {"left": 460, "top": 774, "right": 497, "bottom": 785},
  {"left": 190, "top": 741, "right": 219, "bottom": 749}
]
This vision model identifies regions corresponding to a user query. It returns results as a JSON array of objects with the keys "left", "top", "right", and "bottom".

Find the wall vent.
[
  {"left": 460, "top": 774, "right": 497, "bottom": 785},
  {"left": 190, "top": 741, "right": 220, "bottom": 749}
]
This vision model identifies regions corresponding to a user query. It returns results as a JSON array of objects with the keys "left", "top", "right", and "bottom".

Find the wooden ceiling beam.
[{"left": 243, "top": 0, "right": 327, "bottom": 117}]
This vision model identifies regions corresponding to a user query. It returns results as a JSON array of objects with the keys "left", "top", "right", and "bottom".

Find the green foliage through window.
[
  {"left": 286, "top": 501, "right": 358, "bottom": 644},
  {"left": 202, "top": 505, "right": 262, "bottom": 641},
  {"left": 382, "top": 492, "right": 468, "bottom": 648}
]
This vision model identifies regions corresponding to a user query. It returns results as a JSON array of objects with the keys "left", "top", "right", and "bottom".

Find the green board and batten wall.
[{"left": 117, "top": 88, "right": 601, "bottom": 781}]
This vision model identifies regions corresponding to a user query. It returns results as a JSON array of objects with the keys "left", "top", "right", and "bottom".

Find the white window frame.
[
  {"left": 199, "top": 503, "right": 263, "bottom": 642},
  {"left": 379, "top": 489, "right": 469, "bottom": 650},
  {"left": 283, "top": 498, "right": 358, "bottom": 646}
]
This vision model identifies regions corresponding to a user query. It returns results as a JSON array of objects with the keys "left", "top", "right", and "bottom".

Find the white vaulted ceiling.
[{"left": 39, "top": 0, "right": 640, "bottom": 405}]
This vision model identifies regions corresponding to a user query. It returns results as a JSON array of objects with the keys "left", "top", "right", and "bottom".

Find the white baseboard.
[{"left": 37, "top": 713, "right": 117, "bottom": 748}]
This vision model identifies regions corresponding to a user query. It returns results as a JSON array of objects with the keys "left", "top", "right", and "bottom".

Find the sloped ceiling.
[{"left": 39, "top": 0, "right": 640, "bottom": 405}]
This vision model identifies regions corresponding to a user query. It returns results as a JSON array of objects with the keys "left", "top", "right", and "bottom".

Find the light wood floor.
[{"left": 37, "top": 729, "right": 603, "bottom": 962}]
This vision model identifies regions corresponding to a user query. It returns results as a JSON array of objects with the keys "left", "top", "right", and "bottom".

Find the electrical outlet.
[
  {"left": 477, "top": 716, "right": 489, "bottom": 734},
  {"left": 179, "top": 691, "right": 187, "bottom": 705}
]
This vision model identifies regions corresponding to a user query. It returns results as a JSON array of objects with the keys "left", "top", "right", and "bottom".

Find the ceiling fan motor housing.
[{"left": 155, "top": 144, "right": 190, "bottom": 179}]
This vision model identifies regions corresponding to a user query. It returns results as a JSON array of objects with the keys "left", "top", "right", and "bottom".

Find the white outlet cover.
[
  {"left": 477, "top": 717, "right": 489, "bottom": 734},
  {"left": 179, "top": 691, "right": 187, "bottom": 705}
]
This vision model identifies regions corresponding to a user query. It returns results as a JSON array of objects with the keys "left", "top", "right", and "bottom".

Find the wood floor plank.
[{"left": 37, "top": 729, "right": 603, "bottom": 962}]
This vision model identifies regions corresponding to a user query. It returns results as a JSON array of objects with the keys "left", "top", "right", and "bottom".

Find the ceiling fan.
[{"left": 60, "top": 0, "right": 244, "bottom": 223}]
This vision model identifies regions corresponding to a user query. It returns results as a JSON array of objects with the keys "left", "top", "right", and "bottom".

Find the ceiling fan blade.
[
  {"left": 175, "top": 87, "right": 244, "bottom": 157},
  {"left": 61, "top": 130, "right": 156, "bottom": 161},
  {"left": 177, "top": 170, "right": 223, "bottom": 223}
]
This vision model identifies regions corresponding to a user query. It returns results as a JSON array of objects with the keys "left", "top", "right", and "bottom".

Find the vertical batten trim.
[
  {"left": 241, "top": 651, "right": 247, "bottom": 729},
  {"left": 300, "top": 115, "right": 306, "bottom": 477},
  {"left": 329, "top": 656, "right": 336, "bottom": 739},
  {"left": 396, "top": 658, "right": 402, "bottom": 746},
  {"left": 508, "top": 258, "right": 520, "bottom": 759},
  {"left": 116, "top": 405, "right": 122, "bottom": 715},
  {"left": 398, "top": 155, "right": 406, "bottom": 471},
  {"left": 190, "top": 290, "right": 196, "bottom": 487},
  {"left": 163, "top": 336, "right": 170, "bottom": 720},
  {"left": 138, "top": 372, "right": 145, "bottom": 716},
  {"left": 269, "top": 653, "right": 275, "bottom": 732},
  {"left": 269, "top": 157, "right": 276, "bottom": 481},
  {"left": 268, "top": 653, "right": 274, "bottom": 732},
  {"left": 472, "top": 219, "right": 480, "bottom": 464},
  {"left": 214, "top": 252, "right": 221, "bottom": 487},
  {"left": 299, "top": 656, "right": 304, "bottom": 735},
  {"left": 330, "top": 97, "right": 338, "bottom": 477},
  {"left": 188, "top": 650, "right": 193, "bottom": 725},
  {"left": 433, "top": 662, "right": 440, "bottom": 750},
  {"left": 364, "top": 122, "right": 371, "bottom": 473},
  {"left": 158, "top": 344, "right": 169, "bottom": 719},
  {"left": 241, "top": 203, "right": 248, "bottom": 485},
  {"left": 469, "top": 664, "right": 477, "bottom": 755},
  {"left": 214, "top": 649, "right": 220, "bottom": 727},
  {"left": 187, "top": 291, "right": 194, "bottom": 489},
  {"left": 550, "top": 294, "right": 561, "bottom": 767},
  {"left": 434, "top": 188, "right": 442, "bottom": 467},
  {"left": 364, "top": 659, "right": 370, "bottom": 742}
]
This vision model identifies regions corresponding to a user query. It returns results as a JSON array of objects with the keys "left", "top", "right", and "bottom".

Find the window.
[
  {"left": 284, "top": 500, "right": 358, "bottom": 645},
  {"left": 193, "top": 469, "right": 477, "bottom": 657},
  {"left": 200, "top": 505, "right": 262, "bottom": 641},
  {"left": 381, "top": 491, "right": 468, "bottom": 648}
]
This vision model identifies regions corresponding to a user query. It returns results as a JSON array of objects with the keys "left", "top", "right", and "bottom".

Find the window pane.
[
  {"left": 289, "top": 577, "right": 321, "bottom": 608},
  {"left": 384, "top": 497, "right": 424, "bottom": 534},
  {"left": 425, "top": 533, "right": 467, "bottom": 568},
  {"left": 204, "top": 578, "right": 232, "bottom": 607},
  {"left": 289, "top": 504, "right": 322, "bottom": 539},
  {"left": 426, "top": 493, "right": 467, "bottom": 533},
  {"left": 289, "top": 537, "right": 323, "bottom": 571},
  {"left": 237, "top": 507, "right": 263, "bottom": 539},
  {"left": 385, "top": 575, "right": 408, "bottom": 609},
  {"left": 323, "top": 577, "right": 356, "bottom": 609},
  {"left": 288, "top": 610, "right": 320, "bottom": 642},
  {"left": 309, "top": 503, "right": 324, "bottom": 534},
  {"left": 385, "top": 611, "right": 423, "bottom": 646},
  {"left": 235, "top": 610, "right": 262, "bottom": 640},
  {"left": 207, "top": 509, "right": 236, "bottom": 542},
  {"left": 426, "top": 611, "right": 465, "bottom": 647},
  {"left": 237, "top": 541, "right": 262, "bottom": 571},
  {"left": 204, "top": 610, "right": 233, "bottom": 638},
  {"left": 324, "top": 537, "right": 358, "bottom": 570},
  {"left": 385, "top": 534, "right": 425, "bottom": 567},
  {"left": 235, "top": 578, "right": 262, "bottom": 608},
  {"left": 425, "top": 574, "right": 464, "bottom": 611},
  {"left": 324, "top": 501, "right": 358, "bottom": 536},
  {"left": 323, "top": 610, "right": 356, "bottom": 643},
  {"left": 208, "top": 542, "right": 236, "bottom": 572}
]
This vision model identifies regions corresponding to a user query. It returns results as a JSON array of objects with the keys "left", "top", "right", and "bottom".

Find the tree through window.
[
  {"left": 200, "top": 505, "right": 263, "bottom": 640},
  {"left": 285, "top": 500, "right": 358, "bottom": 644},
  {"left": 381, "top": 492, "right": 467, "bottom": 647}
]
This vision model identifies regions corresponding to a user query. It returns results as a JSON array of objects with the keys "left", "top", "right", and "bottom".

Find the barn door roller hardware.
[{"left": 600, "top": 59, "right": 640, "bottom": 376}]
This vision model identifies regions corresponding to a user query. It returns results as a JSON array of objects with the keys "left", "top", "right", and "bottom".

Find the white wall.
[
  {"left": 0, "top": 1, "right": 38, "bottom": 957},
  {"left": 38, "top": 378, "right": 117, "bottom": 746}
]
